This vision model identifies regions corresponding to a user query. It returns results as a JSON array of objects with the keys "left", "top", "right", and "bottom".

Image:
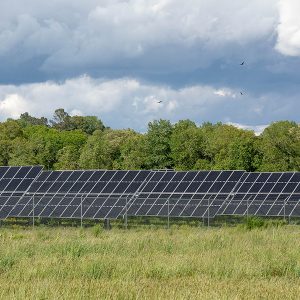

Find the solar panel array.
[
  {"left": 126, "top": 170, "right": 244, "bottom": 218},
  {"left": 218, "top": 172, "right": 300, "bottom": 217},
  {"left": 0, "top": 166, "right": 300, "bottom": 221},
  {"left": 0, "top": 166, "right": 43, "bottom": 218},
  {"left": 23, "top": 170, "right": 152, "bottom": 219}
]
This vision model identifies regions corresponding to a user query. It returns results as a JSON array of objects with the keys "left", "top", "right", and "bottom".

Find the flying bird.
[
  {"left": 157, "top": 100, "right": 163, "bottom": 104},
  {"left": 240, "top": 61, "right": 245, "bottom": 65},
  {"left": 240, "top": 92, "right": 243, "bottom": 95}
]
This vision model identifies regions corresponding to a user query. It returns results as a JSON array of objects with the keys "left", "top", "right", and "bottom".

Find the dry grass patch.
[{"left": 0, "top": 225, "right": 300, "bottom": 299}]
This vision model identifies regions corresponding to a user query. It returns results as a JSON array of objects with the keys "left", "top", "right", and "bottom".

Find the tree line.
[{"left": 0, "top": 108, "right": 299, "bottom": 171}]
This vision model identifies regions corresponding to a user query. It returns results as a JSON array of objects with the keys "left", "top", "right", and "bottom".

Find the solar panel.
[
  {"left": 218, "top": 172, "right": 300, "bottom": 217},
  {"left": 0, "top": 166, "right": 43, "bottom": 218},
  {"left": 126, "top": 170, "right": 245, "bottom": 218},
  {"left": 17, "top": 170, "right": 152, "bottom": 220}
]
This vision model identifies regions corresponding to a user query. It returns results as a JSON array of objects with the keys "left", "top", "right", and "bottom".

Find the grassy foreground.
[{"left": 1, "top": 225, "right": 300, "bottom": 299}]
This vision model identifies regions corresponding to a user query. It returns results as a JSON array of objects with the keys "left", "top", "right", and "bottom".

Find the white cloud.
[
  {"left": 0, "top": 94, "right": 30, "bottom": 118},
  {"left": 276, "top": 0, "right": 300, "bottom": 56},
  {"left": 227, "top": 122, "right": 268, "bottom": 136},
  {"left": 214, "top": 89, "right": 236, "bottom": 98},
  {"left": 0, "top": 76, "right": 298, "bottom": 131},
  {"left": 69, "top": 109, "right": 83, "bottom": 116},
  {"left": 0, "top": 76, "right": 239, "bottom": 129}
]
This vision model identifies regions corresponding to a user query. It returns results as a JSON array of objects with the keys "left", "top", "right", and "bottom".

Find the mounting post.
[
  {"left": 80, "top": 195, "right": 83, "bottom": 228},
  {"left": 32, "top": 196, "right": 35, "bottom": 229},
  {"left": 283, "top": 197, "right": 286, "bottom": 223},
  {"left": 104, "top": 218, "right": 111, "bottom": 230},
  {"left": 167, "top": 198, "right": 170, "bottom": 229},
  {"left": 247, "top": 197, "right": 249, "bottom": 220},
  {"left": 207, "top": 197, "right": 210, "bottom": 228},
  {"left": 125, "top": 195, "right": 128, "bottom": 230}
]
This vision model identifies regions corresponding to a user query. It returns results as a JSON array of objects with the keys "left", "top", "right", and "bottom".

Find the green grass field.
[{"left": 1, "top": 223, "right": 300, "bottom": 299}]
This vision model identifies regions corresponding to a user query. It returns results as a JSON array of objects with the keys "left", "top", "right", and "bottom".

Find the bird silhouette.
[
  {"left": 240, "top": 92, "right": 243, "bottom": 95},
  {"left": 240, "top": 61, "right": 245, "bottom": 65},
  {"left": 157, "top": 100, "right": 163, "bottom": 103}
]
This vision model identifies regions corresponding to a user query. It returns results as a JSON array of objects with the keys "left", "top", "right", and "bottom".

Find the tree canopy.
[{"left": 0, "top": 110, "right": 299, "bottom": 171}]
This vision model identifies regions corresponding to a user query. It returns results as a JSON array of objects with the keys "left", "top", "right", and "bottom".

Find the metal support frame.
[
  {"left": 167, "top": 197, "right": 170, "bottom": 229},
  {"left": 283, "top": 197, "right": 286, "bottom": 222},
  {"left": 207, "top": 196, "right": 210, "bottom": 228},
  {"left": 80, "top": 195, "right": 83, "bottom": 228},
  {"left": 104, "top": 218, "right": 111, "bottom": 230},
  {"left": 125, "top": 195, "right": 128, "bottom": 229},
  {"left": 32, "top": 195, "right": 35, "bottom": 228},
  {"left": 247, "top": 196, "right": 249, "bottom": 220},
  {"left": 3, "top": 168, "right": 300, "bottom": 227}
]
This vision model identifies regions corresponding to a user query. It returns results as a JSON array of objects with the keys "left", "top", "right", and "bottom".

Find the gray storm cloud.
[{"left": 0, "top": 0, "right": 279, "bottom": 74}]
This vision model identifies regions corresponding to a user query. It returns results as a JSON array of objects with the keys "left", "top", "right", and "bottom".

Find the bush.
[{"left": 244, "top": 216, "right": 265, "bottom": 230}]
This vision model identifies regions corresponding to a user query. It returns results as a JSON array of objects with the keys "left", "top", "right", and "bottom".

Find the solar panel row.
[{"left": 0, "top": 167, "right": 300, "bottom": 220}]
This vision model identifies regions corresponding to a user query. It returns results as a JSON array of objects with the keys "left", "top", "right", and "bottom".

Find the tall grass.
[{"left": 0, "top": 225, "right": 300, "bottom": 299}]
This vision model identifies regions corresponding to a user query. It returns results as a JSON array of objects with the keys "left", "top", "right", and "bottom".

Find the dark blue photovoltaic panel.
[
  {"left": 8, "top": 169, "right": 152, "bottom": 220},
  {"left": 267, "top": 173, "right": 282, "bottom": 182},
  {"left": 0, "top": 166, "right": 43, "bottom": 219},
  {"left": 280, "top": 173, "right": 294, "bottom": 182},
  {"left": 112, "top": 171, "right": 127, "bottom": 181},
  {"left": 291, "top": 173, "right": 300, "bottom": 182},
  {"left": 1, "top": 167, "right": 300, "bottom": 220},
  {"left": 127, "top": 170, "right": 245, "bottom": 218},
  {"left": 89, "top": 171, "right": 105, "bottom": 181},
  {"left": 0, "top": 167, "right": 9, "bottom": 179},
  {"left": 257, "top": 173, "right": 271, "bottom": 182},
  {"left": 114, "top": 182, "right": 130, "bottom": 193},
  {"left": 174, "top": 181, "right": 190, "bottom": 193},
  {"left": 3, "top": 167, "right": 19, "bottom": 178},
  {"left": 15, "top": 166, "right": 31, "bottom": 178},
  {"left": 219, "top": 172, "right": 300, "bottom": 217},
  {"left": 101, "top": 171, "right": 116, "bottom": 181}
]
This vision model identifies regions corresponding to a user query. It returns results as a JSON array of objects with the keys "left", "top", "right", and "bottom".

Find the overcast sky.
[{"left": 0, "top": 0, "right": 300, "bottom": 132}]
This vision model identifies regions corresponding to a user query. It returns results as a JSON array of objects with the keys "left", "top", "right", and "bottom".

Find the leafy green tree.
[
  {"left": 215, "top": 131, "right": 259, "bottom": 171},
  {"left": 170, "top": 120, "right": 206, "bottom": 170},
  {"left": 50, "top": 108, "right": 71, "bottom": 130},
  {"left": 54, "top": 130, "right": 87, "bottom": 169},
  {"left": 79, "top": 129, "right": 137, "bottom": 169},
  {"left": 50, "top": 108, "right": 105, "bottom": 134},
  {"left": 0, "top": 120, "right": 23, "bottom": 165},
  {"left": 258, "top": 121, "right": 300, "bottom": 171},
  {"left": 18, "top": 112, "right": 48, "bottom": 127},
  {"left": 116, "top": 132, "right": 147, "bottom": 169},
  {"left": 144, "top": 119, "right": 174, "bottom": 169},
  {"left": 22, "top": 125, "right": 87, "bottom": 169},
  {"left": 54, "top": 145, "right": 82, "bottom": 170},
  {"left": 68, "top": 116, "right": 105, "bottom": 134},
  {"left": 200, "top": 123, "right": 259, "bottom": 171},
  {"left": 8, "top": 137, "right": 37, "bottom": 166},
  {"left": 23, "top": 126, "right": 62, "bottom": 169},
  {"left": 194, "top": 158, "right": 212, "bottom": 170}
]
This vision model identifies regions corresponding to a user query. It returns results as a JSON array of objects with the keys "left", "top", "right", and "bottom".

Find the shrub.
[{"left": 244, "top": 216, "right": 265, "bottom": 230}]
